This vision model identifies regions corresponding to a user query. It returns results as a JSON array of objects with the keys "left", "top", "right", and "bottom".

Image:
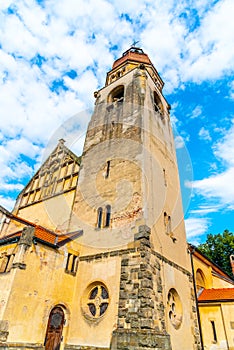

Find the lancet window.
[
  {"left": 153, "top": 91, "right": 163, "bottom": 115},
  {"left": 96, "top": 205, "right": 111, "bottom": 228}
]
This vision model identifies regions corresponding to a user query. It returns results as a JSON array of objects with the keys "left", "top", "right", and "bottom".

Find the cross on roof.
[{"left": 131, "top": 39, "right": 139, "bottom": 47}]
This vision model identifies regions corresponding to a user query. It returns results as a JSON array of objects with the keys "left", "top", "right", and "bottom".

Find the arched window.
[
  {"left": 164, "top": 212, "right": 171, "bottom": 234},
  {"left": 97, "top": 207, "right": 103, "bottom": 228},
  {"left": 105, "top": 205, "right": 111, "bottom": 227},
  {"left": 196, "top": 269, "right": 206, "bottom": 295},
  {"left": 65, "top": 253, "right": 79, "bottom": 275},
  {"left": 108, "top": 85, "right": 124, "bottom": 103},
  {"left": 153, "top": 91, "right": 163, "bottom": 114}
]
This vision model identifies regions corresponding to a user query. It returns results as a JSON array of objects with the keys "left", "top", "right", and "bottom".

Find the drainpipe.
[{"left": 189, "top": 247, "right": 204, "bottom": 350}]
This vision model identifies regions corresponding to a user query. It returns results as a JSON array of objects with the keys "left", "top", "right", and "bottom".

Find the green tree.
[{"left": 198, "top": 230, "right": 234, "bottom": 277}]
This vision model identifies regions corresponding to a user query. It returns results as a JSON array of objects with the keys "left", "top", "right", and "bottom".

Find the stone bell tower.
[{"left": 69, "top": 48, "right": 201, "bottom": 350}]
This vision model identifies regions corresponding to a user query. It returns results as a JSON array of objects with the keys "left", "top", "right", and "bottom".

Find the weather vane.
[{"left": 131, "top": 39, "right": 140, "bottom": 47}]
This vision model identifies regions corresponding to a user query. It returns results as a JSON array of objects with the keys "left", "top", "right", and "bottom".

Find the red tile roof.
[
  {"left": 0, "top": 210, "right": 82, "bottom": 247},
  {"left": 112, "top": 49, "right": 152, "bottom": 69},
  {"left": 198, "top": 288, "right": 234, "bottom": 302},
  {"left": 34, "top": 226, "right": 82, "bottom": 246},
  {"left": 0, "top": 226, "right": 82, "bottom": 247},
  {"left": 34, "top": 225, "right": 57, "bottom": 245}
]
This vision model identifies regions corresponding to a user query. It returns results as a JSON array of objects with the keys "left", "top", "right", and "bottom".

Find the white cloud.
[
  {"left": 174, "top": 132, "right": 190, "bottom": 149},
  {"left": 0, "top": 183, "right": 24, "bottom": 191},
  {"left": 228, "top": 81, "right": 234, "bottom": 100},
  {"left": 189, "top": 204, "right": 222, "bottom": 215},
  {"left": 192, "top": 167, "right": 234, "bottom": 210},
  {"left": 192, "top": 121, "right": 234, "bottom": 210},
  {"left": 191, "top": 105, "right": 202, "bottom": 119},
  {"left": 0, "top": 195, "right": 15, "bottom": 211},
  {"left": 198, "top": 127, "right": 212, "bottom": 141},
  {"left": 182, "top": 0, "right": 234, "bottom": 81},
  {"left": 64, "top": 70, "right": 98, "bottom": 104},
  {"left": 0, "top": 0, "right": 234, "bottom": 212},
  {"left": 137, "top": 0, "right": 234, "bottom": 90},
  {"left": 214, "top": 121, "right": 234, "bottom": 165},
  {"left": 174, "top": 135, "right": 185, "bottom": 149},
  {"left": 185, "top": 217, "right": 210, "bottom": 242}
]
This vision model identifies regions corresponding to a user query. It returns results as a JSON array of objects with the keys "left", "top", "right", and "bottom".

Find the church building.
[{"left": 0, "top": 47, "right": 204, "bottom": 350}]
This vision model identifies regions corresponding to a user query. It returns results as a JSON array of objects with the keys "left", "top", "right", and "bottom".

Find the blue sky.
[{"left": 0, "top": 0, "right": 233, "bottom": 244}]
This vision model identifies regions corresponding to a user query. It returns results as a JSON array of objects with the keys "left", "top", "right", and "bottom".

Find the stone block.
[
  {"left": 120, "top": 281, "right": 126, "bottom": 290},
  {"left": 19, "top": 226, "right": 35, "bottom": 246},
  {"left": 118, "top": 309, "right": 127, "bottom": 317},
  {"left": 121, "top": 259, "right": 129, "bottom": 266},
  {"left": 141, "top": 278, "right": 153, "bottom": 289},
  {"left": 154, "top": 260, "right": 161, "bottom": 270},
  {"left": 141, "top": 298, "right": 154, "bottom": 308},
  {"left": 140, "top": 319, "right": 153, "bottom": 329},
  {"left": 139, "top": 225, "right": 151, "bottom": 235},
  {"left": 110, "top": 329, "right": 172, "bottom": 350},
  {"left": 138, "top": 307, "right": 153, "bottom": 318},
  {"left": 139, "top": 263, "right": 147, "bottom": 270},
  {"left": 157, "top": 282, "right": 163, "bottom": 293},
  {"left": 139, "top": 238, "right": 151, "bottom": 247},
  {"left": 130, "top": 319, "right": 139, "bottom": 328},
  {"left": 138, "top": 288, "right": 152, "bottom": 298},
  {"left": 120, "top": 272, "right": 128, "bottom": 280},
  {"left": 138, "top": 269, "right": 152, "bottom": 280},
  {"left": 119, "top": 291, "right": 128, "bottom": 299},
  {"left": 134, "top": 225, "right": 151, "bottom": 241}
]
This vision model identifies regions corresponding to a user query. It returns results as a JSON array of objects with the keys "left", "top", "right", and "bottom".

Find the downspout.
[{"left": 189, "top": 248, "right": 204, "bottom": 350}]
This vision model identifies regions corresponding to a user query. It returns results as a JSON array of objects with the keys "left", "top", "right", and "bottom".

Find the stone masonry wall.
[{"left": 111, "top": 225, "right": 172, "bottom": 350}]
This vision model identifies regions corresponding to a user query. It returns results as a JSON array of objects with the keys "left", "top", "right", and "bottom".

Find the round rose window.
[
  {"left": 82, "top": 282, "right": 109, "bottom": 320},
  {"left": 167, "top": 288, "right": 183, "bottom": 329}
]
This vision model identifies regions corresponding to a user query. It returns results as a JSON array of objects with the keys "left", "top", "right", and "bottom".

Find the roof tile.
[{"left": 198, "top": 288, "right": 234, "bottom": 302}]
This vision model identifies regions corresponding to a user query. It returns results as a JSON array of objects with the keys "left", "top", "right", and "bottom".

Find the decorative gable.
[{"left": 15, "top": 139, "right": 81, "bottom": 210}]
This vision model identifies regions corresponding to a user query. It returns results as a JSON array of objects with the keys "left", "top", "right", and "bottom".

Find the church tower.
[{"left": 69, "top": 47, "right": 201, "bottom": 350}]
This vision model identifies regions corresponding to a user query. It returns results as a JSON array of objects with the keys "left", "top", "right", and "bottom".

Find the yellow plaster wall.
[
  {"left": 140, "top": 75, "right": 189, "bottom": 269},
  {"left": 2, "top": 243, "right": 76, "bottom": 345},
  {"left": 17, "top": 190, "right": 76, "bottom": 232},
  {"left": 163, "top": 263, "right": 195, "bottom": 350},
  {"left": 193, "top": 254, "right": 234, "bottom": 289},
  {"left": 67, "top": 256, "right": 121, "bottom": 348},
  {"left": 1, "top": 241, "right": 121, "bottom": 349},
  {"left": 199, "top": 304, "right": 234, "bottom": 350},
  {"left": 0, "top": 243, "right": 18, "bottom": 319},
  {"left": 221, "top": 303, "right": 234, "bottom": 350},
  {"left": 212, "top": 274, "right": 234, "bottom": 288}
]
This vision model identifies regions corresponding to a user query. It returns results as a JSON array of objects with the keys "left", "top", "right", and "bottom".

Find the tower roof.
[
  {"left": 112, "top": 47, "right": 152, "bottom": 69},
  {"left": 105, "top": 46, "right": 164, "bottom": 90}
]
